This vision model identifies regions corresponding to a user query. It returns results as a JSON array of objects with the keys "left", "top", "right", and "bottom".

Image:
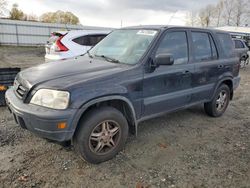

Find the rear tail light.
[{"left": 55, "top": 36, "right": 68, "bottom": 52}]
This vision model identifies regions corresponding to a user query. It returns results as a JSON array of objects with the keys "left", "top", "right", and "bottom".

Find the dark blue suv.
[{"left": 5, "top": 26, "right": 241, "bottom": 163}]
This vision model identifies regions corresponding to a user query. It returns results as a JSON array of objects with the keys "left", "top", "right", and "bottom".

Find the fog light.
[
  {"left": 0, "top": 85, "right": 7, "bottom": 91},
  {"left": 57, "top": 122, "right": 67, "bottom": 129}
]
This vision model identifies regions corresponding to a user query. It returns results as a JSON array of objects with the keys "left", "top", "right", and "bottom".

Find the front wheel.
[
  {"left": 204, "top": 84, "right": 230, "bottom": 117},
  {"left": 73, "top": 106, "right": 128, "bottom": 164}
]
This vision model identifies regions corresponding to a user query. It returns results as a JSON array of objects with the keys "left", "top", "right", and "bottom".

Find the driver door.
[{"left": 142, "top": 30, "right": 194, "bottom": 117}]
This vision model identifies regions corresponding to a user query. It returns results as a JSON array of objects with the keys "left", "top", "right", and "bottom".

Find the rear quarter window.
[
  {"left": 216, "top": 33, "right": 234, "bottom": 57},
  {"left": 73, "top": 34, "right": 107, "bottom": 46},
  {"left": 234, "top": 40, "right": 245, "bottom": 48}
]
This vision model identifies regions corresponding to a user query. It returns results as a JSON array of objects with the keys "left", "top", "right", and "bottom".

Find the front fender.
[{"left": 69, "top": 83, "right": 129, "bottom": 109}]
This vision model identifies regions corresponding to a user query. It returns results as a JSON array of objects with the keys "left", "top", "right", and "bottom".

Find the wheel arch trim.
[
  {"left": 211, "top": 77, "right": 234, "bottom": 100},
  {"left": 71, "top": 95, "right": 138, "bottom": 137}
]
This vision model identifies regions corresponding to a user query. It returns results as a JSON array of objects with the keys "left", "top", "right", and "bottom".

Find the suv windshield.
[{"left": 88, "top": 29, "right": 158, "bottom": 65}]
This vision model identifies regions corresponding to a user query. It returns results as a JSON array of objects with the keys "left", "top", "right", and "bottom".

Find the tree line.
[
  {"left": 0, "top": 1, "right": 80, "bottom": 25},
  {"left": 187, "top": 0, "right": 250, "bottom": 27}
]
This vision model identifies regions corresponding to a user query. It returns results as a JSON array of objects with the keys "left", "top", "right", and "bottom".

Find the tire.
[
  {"left": 204, "top": 84, "right": 230, "bottom": 117},
  {"left": 246, "top": 57, "right": 249, "bottom": 66},
  {"left": 73, "top": 106, "right": 129, "bottom": 164}
]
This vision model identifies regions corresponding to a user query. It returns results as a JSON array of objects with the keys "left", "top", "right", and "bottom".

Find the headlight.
[{"left": 30, "top": 89, "right": 70, "bottom": 110}]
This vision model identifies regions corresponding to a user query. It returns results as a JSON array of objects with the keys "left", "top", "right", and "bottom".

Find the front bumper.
[{"left": 5, "top": 88, "right": 78, "bottom": 142}]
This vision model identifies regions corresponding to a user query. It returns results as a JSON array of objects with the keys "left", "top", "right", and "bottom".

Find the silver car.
[{"left": 233, "top": 39, "right": 249, "bottom": 67}]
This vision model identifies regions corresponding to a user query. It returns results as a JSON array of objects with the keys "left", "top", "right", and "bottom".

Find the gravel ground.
[
  {"left": 0, "top": 46, "right": 249, "bottom": 188},
  {"left": 0, "top": 46, "right": 45, "bottom": 69}
]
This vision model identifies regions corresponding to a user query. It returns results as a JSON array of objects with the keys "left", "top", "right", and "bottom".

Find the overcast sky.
[{"left": 7, "top": 0, "right": 219, "bottom": 27}]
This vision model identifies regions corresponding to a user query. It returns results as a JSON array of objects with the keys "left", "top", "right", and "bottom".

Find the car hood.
[{"left": 17, "top": 56, "right": 128, "bottom": 89}]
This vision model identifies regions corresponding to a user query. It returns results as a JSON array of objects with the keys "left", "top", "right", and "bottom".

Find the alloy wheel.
[
  {"left": 216, "top": 90, "right": 227, "bottom": 112},
  {"left": 89, "top": 120, "right": 121, "bottom": 155}
]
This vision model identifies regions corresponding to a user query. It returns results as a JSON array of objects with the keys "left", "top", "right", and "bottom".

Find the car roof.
[
  {"left": 53, "top": 30, "right": 112, "bottom": 36},
  {"left": 233, "top": 38, "right": 246, "bottom": 42},
  {"left": 122, "top": 25, "right": 228, "bottom": 33}
]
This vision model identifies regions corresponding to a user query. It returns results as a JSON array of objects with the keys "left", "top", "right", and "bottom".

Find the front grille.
[
  {"left": 14, "top": 80, "right": 28, "bottom": 99},
  {"left": 16, "top": 84, "right": 27, "bottom": 98}
]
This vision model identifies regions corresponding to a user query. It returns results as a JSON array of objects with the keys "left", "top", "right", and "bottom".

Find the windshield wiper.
[
  {"left": 87, "top": 51, "right": 93, "bottom": 58},
  {"left": 95, "top": 54, "right": 120, "bottom": 64},
  {"left": 80, "top": 50, "right": 93, "bottom": 58}
]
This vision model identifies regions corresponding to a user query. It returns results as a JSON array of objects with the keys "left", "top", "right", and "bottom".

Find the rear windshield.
[{"left": 216, "top": 33, "right": 234, "bottom": 57}]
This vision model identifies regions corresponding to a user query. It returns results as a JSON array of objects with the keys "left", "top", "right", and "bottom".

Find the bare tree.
[
  {"left": 198, "top": 5, "right": 214, "bottom": 27},
  {"left": 214, "top": 0, "right": 224, "bottom": 26},
  {"left": 245, "top": 4, "right": 250, "bottom": 26},
  {"left": 223, "top": 0, "right": 234, "bottom": 25},
  {"left": 23, "top": 13, "right": 38, "bottom": 21},
  {"left": 186, "top": 11, "right": 199, "bottom": 27},
  {"left": 232, "top": 0, "right": 248, "bottom": 26},
  {"left": 194, "top": 0, "right": 250, "bottom": 27},
  {"left": 0, "top": 0, "right": 7, "bottom": 16}
]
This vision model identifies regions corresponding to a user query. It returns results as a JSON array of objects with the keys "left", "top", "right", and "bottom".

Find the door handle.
[
  {"left": 176, "top": 70, "right": 191, "bottom": 76},
  {"left": 183, "top": 70, "right": 190, "bottom": 74},
  {"left": 177, "top": 70, "right": 190, "bottom": 76}
]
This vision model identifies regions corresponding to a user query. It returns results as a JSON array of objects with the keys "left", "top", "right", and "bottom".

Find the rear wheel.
[
  {"left": 204, "top": 84, "right": 230, "bottom": 117},
  {"left": 73, "top": 106, "right": 128, "bottom": 164}
]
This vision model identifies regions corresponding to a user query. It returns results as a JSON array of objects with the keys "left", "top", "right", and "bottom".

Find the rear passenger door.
[
  {"left": 143, "top": 30, "right": 194, "bottom": 116},
  {"left": 190, "top": 31, "right": 225, "bottom": 103}
]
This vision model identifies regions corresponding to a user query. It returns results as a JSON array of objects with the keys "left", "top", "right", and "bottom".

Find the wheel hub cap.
[
  {"left": 89, "top": 120, "right": 120, "bottom": 155},
  {"left": 216, "top": 91, "right": 227, "bottom": 111}
]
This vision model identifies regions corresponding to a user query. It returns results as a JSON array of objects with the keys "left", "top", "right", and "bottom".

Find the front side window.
[
  {"left": 192, "top": 32, "right": 218, "bottom": 61},
  {"left": 156, "top": 31, "right": 188, "bottom": 65},
  {"left": 89, "top": 29, "right": 158, "bottom": 65}
]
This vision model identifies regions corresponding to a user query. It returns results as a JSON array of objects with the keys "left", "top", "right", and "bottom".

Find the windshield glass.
[{"left": 89, "top": 29, "right": 158, "bottom": 65}]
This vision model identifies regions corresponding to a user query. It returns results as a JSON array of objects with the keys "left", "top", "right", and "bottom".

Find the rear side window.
[
  {"left": 156, "top": 31, "right": 189, "bottom": 65},
  {"left": 73, "top": 34, "right": 107, "bottom": 46},
  {"left": 191, "top": 32, "right": 218, "bottom": 61},
  {"left": 217, "top": 33, "right": 234, "bottom": 57},
  {"left": 234, "top": 40, "right": 244, "bottom": 48}
]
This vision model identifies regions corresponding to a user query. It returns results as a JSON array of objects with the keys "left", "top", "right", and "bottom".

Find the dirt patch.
[
  {"left": 0, "top": 46, "right": 249, "bottom": 188},
  {"left": 0, "top": 46, "right": 45, "bottom": 69}
]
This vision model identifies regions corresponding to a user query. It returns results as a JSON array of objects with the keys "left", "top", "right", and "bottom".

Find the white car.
[{"left": 45, "top": 30, "right": 111, "bottom": 61}]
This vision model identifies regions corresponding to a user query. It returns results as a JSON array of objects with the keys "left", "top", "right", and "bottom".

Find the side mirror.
[{"left": 155, "top": 54, "right": 174, "bottom": 66}]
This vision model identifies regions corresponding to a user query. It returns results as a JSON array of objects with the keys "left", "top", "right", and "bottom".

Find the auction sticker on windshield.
[{"left": 137, "top": 30, "right": 157, "bottom": 36}]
